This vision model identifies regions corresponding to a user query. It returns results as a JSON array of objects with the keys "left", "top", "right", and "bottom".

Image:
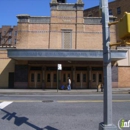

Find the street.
[{"left": 0, "top": 94, "right": 130, "bottom": 130}]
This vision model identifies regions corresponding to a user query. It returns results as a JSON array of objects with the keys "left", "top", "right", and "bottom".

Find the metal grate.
[{"left": 62, "top": 30, "right": 72, "bottom": 49}]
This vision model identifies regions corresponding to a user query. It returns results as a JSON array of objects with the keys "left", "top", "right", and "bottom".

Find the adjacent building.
[
  {"left": 84, "top": 0, "right": 130, "bottom": 20},
  {"left": 0, "top": 0, "right": 128, "bottom": 89}
]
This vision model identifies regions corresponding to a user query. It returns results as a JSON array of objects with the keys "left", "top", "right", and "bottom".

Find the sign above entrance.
[{"left": 58, "top": 64, "right": 62, "bottom": 70}]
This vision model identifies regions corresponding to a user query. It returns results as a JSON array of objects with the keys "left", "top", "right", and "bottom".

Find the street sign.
[{"left": 57, "top": 64, "right": 62, "bottom": 70}]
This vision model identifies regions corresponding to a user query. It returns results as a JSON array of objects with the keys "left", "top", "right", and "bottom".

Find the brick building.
[
  {"left": 0, "top": 0, "right": 128, "bottom": 89},
  {"left": 84, "top": 0, "right": 130, "bottom": 20},
  {"left": 0, "top": 26, "right": 17, "bottom": 47}
]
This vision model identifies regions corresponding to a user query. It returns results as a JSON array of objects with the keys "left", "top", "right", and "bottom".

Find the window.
[
  {"left": 53, "top": 74, "right": 57, "bottom": 82},
  {"left": 37, "top": 74, "right": 41, "bottom": 82},
  {"left": 117, "top": 7, "right": 121, "bottom": 14},
  {"left": 99, "top": 74, "right": 102, "bottom": 82},
  {"left": 47, "top": 74, "right": 50, "bottom": 82},
  {"left": 77, "top": 74, "right": 80, "bottom": 82},
  {"left": 31, "top": 74, "right": 34, "bottom": 82},
  {"left": 15, "top": 31, "right": 17, "bottom": 36},
  {"left": 92, "top": 74, "right": 96, "bottom": 82},
  {"left": 63, "top": 74, "right": 66, "bottom": 82},
  {"left": 8, "top": 39, "right": 12, "bottom": 44},
  {"left": 8, "top": 31, "right": 12, "bottom": 36},
  {"left": 14, "top": 39, "right": 16, "bottom": 44},
  {"left": 109, "top": 9, "right": 113, "bottom": 15},
  {"left": 62, "top": 30, "right": 72, "bottom": 49},
  {"left": 83, "top": 74, "right": 86, "bottom": 82},
  {"left": 88, "top": 14, "right": 92, "bottom": 17}
]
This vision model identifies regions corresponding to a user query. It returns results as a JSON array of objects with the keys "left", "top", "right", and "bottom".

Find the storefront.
[{"left": 7, "top": 49, "right": 127, "bottom": 89}]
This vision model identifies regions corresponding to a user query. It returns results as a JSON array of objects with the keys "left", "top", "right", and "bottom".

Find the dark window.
[
  {"left": 53, "top": 74, "right": 57, "bottom": 82},
  {"left": 92, "top": 67, "right": 103, "bottom": 71},
  {"left": 31, "top": 74, "right": 34, "bottom": 82},
  {"left": 14, "top": 39, "right": 17, "bottom": 44},
  {"left": 76, "top": 67, "right": 87, "bottom": 71},
  {"left": 30, "top": 67, "right": 42, "bottom": 71},
  {"left": 15, "top": 31, "right": 17, "bottom": 36},
  {"left": 68, "top": 74, "right": 70, "bottom": 78},
  {"left": 117, "top": 7, "right": 121, "bottom": 14},
  {"left": 47, "top": 74, "right": 50, "bottom": 82},
  {"left": 8, "top": 31, "right": 12, "bottom": 36},
  {"left": 88, "top": 14, "right": 92, "bottom": 17},
  {"left": 63, "top": 74, "right": 66, "bottom": 82},
  {"left": 46, "top": 67, "right": 57, "bottom": 71},
  {"left": 99, "top": 74, "right": 102, "bottom": 82},
  {"left": 77, "top": 74, "right": 80, "bottom": 82},
  {"left": 83, "top": 74, "right": 86, "bottom": 82},
  {"left": 93, "top": 74, "right": 96, "bottom": 82},
  {"left": 37, "top": 73, "right": 41, "bottom": 82},
  {"left": 109, "top": 9, "right": 113, "bottom": 15}
]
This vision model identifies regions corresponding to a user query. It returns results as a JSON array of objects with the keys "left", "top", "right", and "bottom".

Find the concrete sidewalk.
[{"left": 0, "top": 88, "right": 129, "bottom": 95}]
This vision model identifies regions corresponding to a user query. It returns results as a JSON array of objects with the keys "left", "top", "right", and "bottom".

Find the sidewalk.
[{"left": 0, "top": 88, "right": 129, "bottom": 95}]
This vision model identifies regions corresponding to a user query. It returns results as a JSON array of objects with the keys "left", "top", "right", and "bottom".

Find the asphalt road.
[{"left": 0, "top": 94, "right": 130, "bottom": 130}]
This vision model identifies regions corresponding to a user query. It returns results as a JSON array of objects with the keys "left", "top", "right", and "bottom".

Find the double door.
[
  {"left": 75, "top": 72, "right": 88, "bottom": 89},
  {"left": 91, "top": 72, "right": 103, "bottom": 88},
  {"left": 61, "top": 71, "right": 71, "bottom": 88},
  {"left": 29, "top": 71, "right": 42, "bottom": 89},
  {"left": 46, "top": 71, "right": 57, "bottom": 89}
]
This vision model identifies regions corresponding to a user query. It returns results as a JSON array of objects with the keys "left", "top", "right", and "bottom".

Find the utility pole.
[{"left": 99, "top": 0, "right": 117, "bottom": 130}]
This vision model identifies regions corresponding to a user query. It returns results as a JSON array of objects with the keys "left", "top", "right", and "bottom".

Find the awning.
[{"left": 7, "top": 49, "right": 127, "bottom": 61}]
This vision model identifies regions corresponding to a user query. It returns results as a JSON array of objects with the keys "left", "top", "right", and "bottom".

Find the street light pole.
[{"left": 99, "top": 0, "right": 117, "bottom": 129}]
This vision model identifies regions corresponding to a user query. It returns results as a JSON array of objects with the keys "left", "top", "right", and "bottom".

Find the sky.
[{"left": 0, "top": 0, "right": 114, "bottom": 27}]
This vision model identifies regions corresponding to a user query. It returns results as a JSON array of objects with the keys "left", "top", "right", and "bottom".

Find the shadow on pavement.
[{"left": 1, "top": 109, "right": 59, "bottom": 130}]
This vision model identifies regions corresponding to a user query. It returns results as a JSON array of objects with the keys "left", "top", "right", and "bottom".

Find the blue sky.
[{"left": 0, "top": 0, "right": 114, "bottom": 27}]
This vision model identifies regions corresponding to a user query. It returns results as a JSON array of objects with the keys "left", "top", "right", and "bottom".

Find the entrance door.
[
  {"left": 29, "top": 71, "right": 42, "bottom": 89},
  {"left": 91, "top": 72, "right": 103, "bottom": 89},
  {"left": 8, "top": 72, "right": 14, "bottom": 88},
  {"left": 61, "top": 71, "right": 71, "bottom": 89},
  {"left": 75, "top": 72, "right": 87, "bottom": 89},
  {"left": 46, "top": 71, "right": 57, "bottom": 89}
]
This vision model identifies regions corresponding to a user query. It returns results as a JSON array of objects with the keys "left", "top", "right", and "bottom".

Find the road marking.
[
  {"left": 0, "top": 101, "right": 13, "bottom": 109},
  {"left": 57, "top": 100, "right": 130, "bottom": 103},
  {"left": 0, "top": 100, "right": 42, "bottom": 103}
]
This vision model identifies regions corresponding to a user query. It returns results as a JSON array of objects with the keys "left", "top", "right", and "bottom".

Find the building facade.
[
  {"left": 84, "top": 0, "right": 130, "bottom": 20},
  {"left": 0, "top": 0, "right": 128, "bottom": 89}
]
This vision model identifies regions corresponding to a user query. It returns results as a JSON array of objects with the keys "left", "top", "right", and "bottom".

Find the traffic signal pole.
[{"left": 99, "top": 0, "right": 117, "bottom": 129}]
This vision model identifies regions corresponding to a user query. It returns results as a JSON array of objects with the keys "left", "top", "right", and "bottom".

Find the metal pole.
[
  {"left": 57, "top": 70, "right": 58, "bottom": 92},
  {"left": 99, "top": 0, "right": 117, "bottom": 129}
]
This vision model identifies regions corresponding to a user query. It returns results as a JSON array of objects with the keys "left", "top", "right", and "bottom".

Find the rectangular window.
[
  {"left": 77, "top": 74, "right": 80, "bottom": 82},
  {"left": 8, "top": 31, "right": 12, "bottom": 36},
  {"left": 63, "top": 74, "right": 66, "bottom": 82},
  {"left": 14, "top": 39, "right": 16, "bottom": 44},
  {"left": 31, "top": 74, "right": 34, "bottom": 82},
  {"left": 47, "top": 74, "right": 50, "bottom": 82},
  {"left": 92, "top": 74, "right": 96, "bottom": 82},
  {"left": 117, "top": 7, "right": 121, "bottom": 14},
  {"left": 83, "top": 74, "right": 86, "bottom": 82},
  {"left": 15, "top": 31, "right": 17, "bottom": 36},
  {"left": 99, "top": 74, "right": 102, "bottom": 82},
  {"left": 53, "top": 74, "right": 57, "bottom": 82},
  {"left": 8, "top": 39, "right": 12, "bottom": 44},
  {"left": 62, "top": 30, "right": 72, "bottom": 49},
  {"left": 37, "top": 73, "right": 41, "bottom": 82},
  {"left": 109, "top": 9, "right": 113, "bottom": 15}
]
